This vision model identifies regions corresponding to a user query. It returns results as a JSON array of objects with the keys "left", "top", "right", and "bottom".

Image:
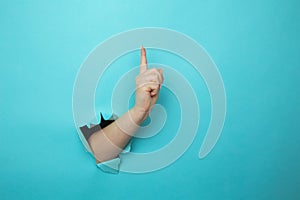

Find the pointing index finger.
[{"left": 140, "top": 46, "right": 147, "bottom": 73}]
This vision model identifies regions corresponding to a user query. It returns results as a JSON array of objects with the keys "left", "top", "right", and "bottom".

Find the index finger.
[{"left": 140, "top": 46, "right": 147, "bottom": 74}]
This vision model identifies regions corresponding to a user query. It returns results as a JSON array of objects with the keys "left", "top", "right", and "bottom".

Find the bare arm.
[{"left": 88, "top": 47, "right": 164, "bottom": 163}]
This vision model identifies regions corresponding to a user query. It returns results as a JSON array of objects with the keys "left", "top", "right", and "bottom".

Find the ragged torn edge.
[{"left": 78, "top": 112, "right": 133, "bottom": 174}]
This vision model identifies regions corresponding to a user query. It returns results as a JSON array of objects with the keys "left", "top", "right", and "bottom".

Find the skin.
[{"left": 88, "top": 46, "right": 164, "bottom": 163}]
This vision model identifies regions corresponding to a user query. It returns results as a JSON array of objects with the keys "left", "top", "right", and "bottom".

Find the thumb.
[{"left": 159, "top": 68, "right": 162, "bottom": 75}]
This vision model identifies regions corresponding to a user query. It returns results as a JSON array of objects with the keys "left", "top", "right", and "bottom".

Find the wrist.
[{"left": 130, "top": 106, "right": 148, "bottom": 124}]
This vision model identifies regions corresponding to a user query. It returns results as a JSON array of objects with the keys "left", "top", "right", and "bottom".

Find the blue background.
[{"left": 1, "top": 0, "right": 299, "bottom": 199}]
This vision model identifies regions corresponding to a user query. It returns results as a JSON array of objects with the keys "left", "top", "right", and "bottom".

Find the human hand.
[{"left": 133, "top": 46, "right": 164, "bottom": 122}]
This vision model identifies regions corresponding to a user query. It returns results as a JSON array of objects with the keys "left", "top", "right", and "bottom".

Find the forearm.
[{"left": 88, "top": 107, "right": 145, "bottom": 163}]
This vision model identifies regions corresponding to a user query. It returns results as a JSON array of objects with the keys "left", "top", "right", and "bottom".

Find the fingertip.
[{"left": 141, "top": 46, "right": 146, "bottom": 56}]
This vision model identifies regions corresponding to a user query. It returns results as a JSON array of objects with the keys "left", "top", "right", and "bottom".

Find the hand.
[{"left": 133, "top": 46, "right": 164, "bottom": 121}]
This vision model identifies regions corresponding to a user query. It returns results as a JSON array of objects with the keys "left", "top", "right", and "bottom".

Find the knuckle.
[{"left": 150, "top": 68, "right": 158, "bottom": 73}]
